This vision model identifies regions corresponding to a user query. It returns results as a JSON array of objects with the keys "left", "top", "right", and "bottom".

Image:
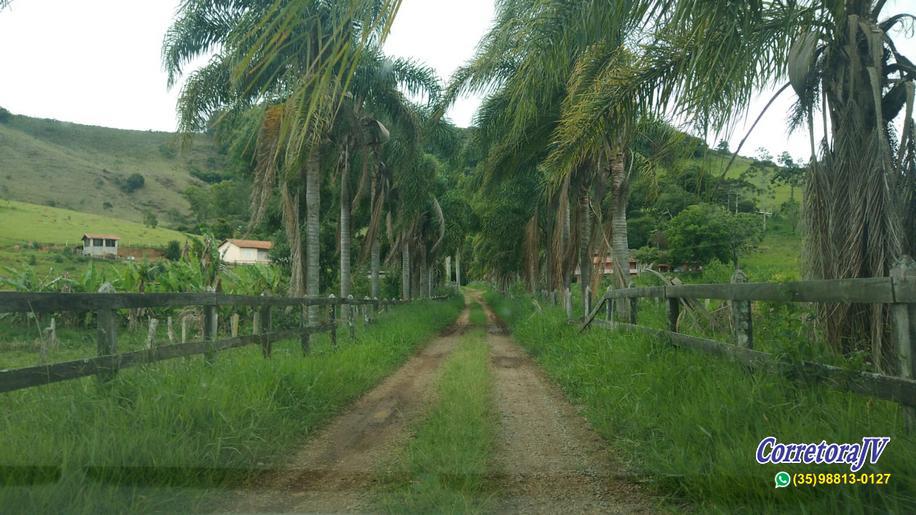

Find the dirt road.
[
  {"left": 481, "top": 301, "right": 652, "bottom": 513},
  {"left": 224, "top": 296, "right": 652, "bottom": 513},
  {"left": 227, "top": 308, "right": 470, "bottom": 513}
]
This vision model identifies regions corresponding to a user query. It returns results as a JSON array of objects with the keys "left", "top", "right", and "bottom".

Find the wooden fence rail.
[
  {"left": 0, "top": 293, "right": 449, "bottom": 394},
  {"left": 577, "top": 257, "right": 916, "bottom": 428}
]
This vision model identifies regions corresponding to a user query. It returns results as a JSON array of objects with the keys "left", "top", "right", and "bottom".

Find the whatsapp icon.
[{"left": 775, "top": 471, "right": 791, "bottom": 488}]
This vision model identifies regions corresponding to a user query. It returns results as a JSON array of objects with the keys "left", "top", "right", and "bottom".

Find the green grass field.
[
  {"left": 0, "top": 199, "right": 190, "bottom": 246},
  {"left": 486, "top": 291, "right": 915, "bottom": 514},
  {"left": 0, "top": 113, "right": 224, "bottom": 224},
  {"left": 0, "top": 199, "right": 194, "bottom": 278},
  {"left": 0, "top": 297, "right": 463, "bottom": 514}
]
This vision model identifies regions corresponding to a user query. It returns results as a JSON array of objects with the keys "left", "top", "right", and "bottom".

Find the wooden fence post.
[
  {"left": 605, "top": 292, "right": 614, "bottom": 323},
  {"left": 628, "top": 281, "right": 639, "bottom": 325},
  {"left": 565, "top": 287, "right": 573, "bottom": 320},
  {"left": 551, "top": 290, "right": 557, "bottom": 306},
  {"left": 347, "top": 295, "right": 356, "bottom": 339},
  {"left": 230, "top": 313, "right": 240, "bottom": 337},
  {"left": 891, "top": 256, "right": 916, "bottom": 431},
  {"left": 667, "top": 297, "right": 680, "bottom": 333},
  {"left": 584, "top": 286, "right": 591, "bottom": 320},
  {"left": 204, "top": 305, "right": 217, "bottom": 364},
  {"left": 364, "top": 296, "right": 371, "bottom": 325},
  {"left": 48, "top": 317, "right": 57, "bottom": 351},
  {"left": 730, "top": 268, "right": 754, "bottom": 348},
  {"left": 167, "top": 316, "right": 175, "bottom": 345},
  {"left": 300, "top": 300, "right": 310, "bottom": 356},
  {"left": 146, "top": 317, "right": 159, "bottom": 349},
  {"left": 181, "top": 316, "right": 188, "bottom": 344},
  {"left": 96, "top": 307, "right": 117, "bottom": 383},
  {"left": 259, "top": 305, "right": 272, "bottom": 358},
  {"left": 329, "top": 294, "right": 337, "bottom": 348}
]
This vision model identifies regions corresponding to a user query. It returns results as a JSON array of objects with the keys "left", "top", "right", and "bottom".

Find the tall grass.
[
  {"left": 486, "top": 292, "right": 915, "bottom": 513},
  {"left": 0, "top": 297, "right": 463, "bottom": 514},
  {"left": 378, "top": 327, "right": 495, "bottom": 513}
]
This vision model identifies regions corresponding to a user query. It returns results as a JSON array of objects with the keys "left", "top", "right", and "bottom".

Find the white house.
[
  {"left": 82, "top": 233, "right": 120, "bottom": 257},
  {"left": 218, "top": 239, "right": 273, "bottom": 265}
]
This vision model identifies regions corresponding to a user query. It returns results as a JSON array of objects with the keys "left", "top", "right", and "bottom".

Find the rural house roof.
[
  {"left": 82, "top": 233, "right": 121, "bottom": 240},
  {"left": 223, "top": 239, "right": 273, "bottom": 250}
]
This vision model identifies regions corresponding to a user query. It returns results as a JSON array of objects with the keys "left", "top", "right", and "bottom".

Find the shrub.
[
  {"left": 143, "top": 211, "right": 158, "bottom": 229},
  {"left": 667, "top": 204, "right": 764, "bottom": 266},
  {"left": 118, "top": 173, "right": 146, "bottom": 194},
  {"left": 0, "top": 106, "right": 11, "bottom": 123},
  {"left": 164, "top": 240, "right": 182, "bottom": 261},
  {"left": 158, "top": 143, "right": 177, "bottom": 159}
]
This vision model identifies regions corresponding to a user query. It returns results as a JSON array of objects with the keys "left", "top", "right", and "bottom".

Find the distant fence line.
[
  {"left": 0, "top": 292, "right": 449, "bottom": 394},
  {"left": 571, "top": 256, "right": 916, "bottom": 430}
]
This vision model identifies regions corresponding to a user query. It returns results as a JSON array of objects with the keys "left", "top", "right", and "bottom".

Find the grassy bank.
[
  {"left": 0, "top": 297, "right": 462, "bottom": 514},
  {"left": 486, "top": 291, "right": 915, "bottom": 513},
  {"left": 379, "top": 316, "right": 495, "bottom": 513}
]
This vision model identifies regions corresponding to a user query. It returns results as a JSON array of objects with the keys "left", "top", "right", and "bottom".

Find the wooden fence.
[
  {"left": 577, "top": 257, "right": 916, "bottom": 428},
  {"left": 0, "top": 292, "right": 447, "bottom": 394}
]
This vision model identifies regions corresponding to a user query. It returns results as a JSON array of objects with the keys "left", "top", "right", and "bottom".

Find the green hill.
[
  {"left": 0, "top": 112, "right": 227, "bottom": 225},
  {"left": 691, "top": 151, "right": 795, "bottom": 211},
  {"left": 0, "top": 199, "right": 190, "bottom": 247}
]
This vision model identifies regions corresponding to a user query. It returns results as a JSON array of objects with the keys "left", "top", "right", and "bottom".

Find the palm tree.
[
  {"left": 163, "top": 0, "right": 403, "bottom": 325},
  {"left": 331, "top": 47, "right": 439, "bottom": 302},
  {"left": 551, "top": 0, "right": 916, "bottom": 365},
  {"left": 441, "top": 0, "right": 664, "bottom": 316}
]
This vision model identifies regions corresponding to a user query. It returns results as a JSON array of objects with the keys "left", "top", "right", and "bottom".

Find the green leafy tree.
[
  {"left": 667, "top": 204, "right": 763, "bottom": 267},
  {"left": 143, "top": 211, "right": 158, "bottom": 229},
  {"left": 774, "top": 151, "right": 805, "bottom": 201}
]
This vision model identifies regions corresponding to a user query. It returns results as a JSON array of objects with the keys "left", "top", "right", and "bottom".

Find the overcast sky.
[{"left": 1, "top": 0, "right": 914, "bottom": 162}]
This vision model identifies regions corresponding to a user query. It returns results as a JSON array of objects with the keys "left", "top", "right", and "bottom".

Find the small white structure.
[
  {"left": 219, "top": 239, "right": 273, "bottom": 265},
  {"left": 82, "top": 233, "right": 120, "bottom": 257}
]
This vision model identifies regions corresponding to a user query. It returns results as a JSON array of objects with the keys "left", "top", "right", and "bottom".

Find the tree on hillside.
[
  {"left": 715, "top": 139, "right": 730, "bottom": 154},
  {"left": 773, "top": 151, "right": 805, "bottom": 202}
]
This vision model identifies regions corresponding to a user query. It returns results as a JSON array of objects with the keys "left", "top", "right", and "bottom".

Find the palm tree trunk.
[
  {"left": 370, "top": 178, "right": 380, "bottom": 299},
  {"left": 578, "top": 193, "right": 591, "bottom": 314},
  {"left": 609, "top": 147, "right": 630, "bottom": 317},
  {"left": 306, "top": 147, "right": 321, "bottom": 325},
  {"left": 455, "top": 252, "right": 462, "bottom": 289},
  {"left": 561, "top": 177, "right": 572, "bottom": 318},
  {"left": 418, "top": 247, "right": 428, "bottom": 299},
  {"left": 401, "top": 240, "right": 410, "bottom": 300},
  {"left": 340, "top": 142, "right": 351, "bottom": 300},
  {"left": 281, "top": 182, "right": 304, "bottom": 297}
]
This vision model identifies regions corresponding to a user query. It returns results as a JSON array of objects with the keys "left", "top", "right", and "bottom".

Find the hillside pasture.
[{"left": 0, "top": 114, "right": 225, "bottom": 224}]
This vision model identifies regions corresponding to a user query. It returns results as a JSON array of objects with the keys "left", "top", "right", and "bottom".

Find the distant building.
[
  {"left": 574, "top": 254, "right": 638, "bottom": 278},
  {"left": 81, "top": 233, "right": 120, "bottom": 257},
  {"left": 219, "top": 239, "right": 273, "bottom": 265}
]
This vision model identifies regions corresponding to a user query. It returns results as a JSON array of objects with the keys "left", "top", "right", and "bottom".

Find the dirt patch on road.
[
  {"left": 481, "top": 301, "right": 655, "bottom": 514},
  {"left": 224, "top": 306, "right": 470, "bottom": 514}
]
